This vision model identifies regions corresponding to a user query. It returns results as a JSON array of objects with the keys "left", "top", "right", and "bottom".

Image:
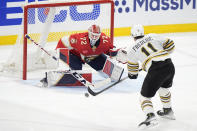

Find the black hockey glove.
[{"left": 128, "top": 73, "right": 138, "bottom": 79}]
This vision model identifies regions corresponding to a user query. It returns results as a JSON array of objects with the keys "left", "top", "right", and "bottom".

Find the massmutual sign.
[{"left": 133, "top": 0, "right": 196, "bottom": 12}]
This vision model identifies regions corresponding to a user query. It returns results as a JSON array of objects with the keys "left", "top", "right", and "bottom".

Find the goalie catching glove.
[
  {"left": 108, "top": 46, "right": 120, "bottom": 57},
  {"left": 107, "top": 46, "right": 128, "bottom": 64},
  {"left": 116, "top": 48, "right": 128, "bottom": 64}
]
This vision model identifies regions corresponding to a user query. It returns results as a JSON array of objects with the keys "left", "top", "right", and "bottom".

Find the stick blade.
[
  {"left": 87, "top": 76, "right": 128, "bottom": 96},
  {"left": 87, "top": 88, "right": 97, "bottom": 96}
]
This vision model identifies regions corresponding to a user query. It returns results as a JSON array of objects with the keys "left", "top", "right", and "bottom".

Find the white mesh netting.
[{"left": 0, "top": 0, "right": 114, "bottom": 79}]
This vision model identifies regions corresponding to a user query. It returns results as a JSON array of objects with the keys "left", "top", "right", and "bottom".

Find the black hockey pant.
[
  {"left": 69, "top": 52, "right": 107, "bottom": 71},
  {"left": 141, "top": 58, "right": 175, "bottom": 98}
]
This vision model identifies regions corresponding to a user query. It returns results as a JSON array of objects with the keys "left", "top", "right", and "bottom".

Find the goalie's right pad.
[
  {"left": 102, "top": 59, "right": 124, "bottom": 81},
  {"left": 56, "top": 48, "right": 69, "bottom": 70},
  {"left": 58, "top": 48, "right": 69, "bottom": 65},
  {"left": 43, "top": 70, "right": 92, "bottom": 87}
]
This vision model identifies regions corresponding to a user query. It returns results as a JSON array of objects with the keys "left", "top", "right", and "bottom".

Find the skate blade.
[
  {"left": 138, "top": 120, "right": 158, "bottom": 130},
  {"left": 160, "top": 115, "right": 176, "bottom": 120}
]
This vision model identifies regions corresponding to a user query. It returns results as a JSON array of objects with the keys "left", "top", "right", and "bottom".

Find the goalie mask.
[
  {"left": 88, "top": 25, "right": 101, "bottom": 46},
  {"left": 131, "top": 24, "right": 144, "bottom": 38}
]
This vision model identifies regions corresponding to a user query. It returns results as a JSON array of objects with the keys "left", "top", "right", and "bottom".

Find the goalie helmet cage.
[{"left": 21, "top": 0, "right": 114, "bottom": 80}]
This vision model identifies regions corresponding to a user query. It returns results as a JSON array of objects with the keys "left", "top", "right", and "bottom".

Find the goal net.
[{"left": 1, "top": 0, "right": 114, "bottom": 80}]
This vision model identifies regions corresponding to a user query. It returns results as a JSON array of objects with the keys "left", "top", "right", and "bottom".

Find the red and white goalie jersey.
[{"left": 56, "top": 32, "right": 114, "bottom": 62}]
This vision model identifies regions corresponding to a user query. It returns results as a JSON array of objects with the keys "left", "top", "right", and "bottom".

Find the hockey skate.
[
  {"left": 138, "top": 113, "right": 158, "bottom": 129},
  {"left": 157, "top": 108, "right": 176, "bottom": 120}
]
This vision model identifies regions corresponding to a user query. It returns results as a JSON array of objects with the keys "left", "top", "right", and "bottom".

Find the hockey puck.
[{"left": 84, "top": 93, "right": 89, "bottom": 97}]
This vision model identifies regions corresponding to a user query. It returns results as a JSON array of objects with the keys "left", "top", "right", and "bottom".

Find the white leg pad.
[
  {"left": 47, "top": 70, "right": 92, "bottom": 87},
  {"left": 102, "top": 59, "right": 124, "bottom": 81}
]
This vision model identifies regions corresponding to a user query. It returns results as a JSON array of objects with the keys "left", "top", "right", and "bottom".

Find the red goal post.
[{"left": 22, "top": 0, "right": 115, "bottom": 80}]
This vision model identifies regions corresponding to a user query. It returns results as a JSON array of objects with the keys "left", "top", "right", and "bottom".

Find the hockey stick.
[
  {"left": 88, "top": 69, "right": 143, "bottom": 96},
  {"left": 88, "top": 76, "right": 128, "bottom": 96},
  {"left": 25, "top": 34, "right": 108, "bottom": 93},
  {"left": 25, "top": 35, "right": 58, "bottom": 61}
]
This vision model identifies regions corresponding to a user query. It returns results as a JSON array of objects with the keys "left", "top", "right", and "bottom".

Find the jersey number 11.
[{"left": 141, "top": 43, "right": 157, "bottom": 57}]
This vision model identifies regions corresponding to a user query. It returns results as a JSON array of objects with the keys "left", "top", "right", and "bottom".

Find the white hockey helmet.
[
  {"left": 131, "top": 24, "right": 144, "bottom": 38},
  {"left": 88, "top": 24, "right": 101, "bottom": 46}
]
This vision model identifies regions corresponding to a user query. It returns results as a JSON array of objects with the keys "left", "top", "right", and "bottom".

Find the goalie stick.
[
  {"left": 25, "top": 34, "right": 109, "bottom": 94},
  {"left": 25, "top": 35, "right": 58, "bottom": 61}
]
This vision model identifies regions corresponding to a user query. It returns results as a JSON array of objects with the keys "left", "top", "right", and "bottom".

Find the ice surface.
[{"left": 0, "top": 32, "right": 197, "bottom": 131}]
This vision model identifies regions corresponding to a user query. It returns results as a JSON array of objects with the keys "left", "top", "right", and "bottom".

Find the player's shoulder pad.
[
  {"left": 77, "top": 32, "right": 89, "bottom": 38},
  {"left": 69, "top": 34, "right": 78, "bottom": 44},
  {"left": 147, "top": 33, "right": 157, "bottom": 37},
  {"left": 147, "top": 33, "right": 162, "bottom": 40},
  {"left": 100, "top": 33, "right": 111, "bottom": 46},
  {"left": 100, "top": 33, "right": 110, "bottom": 39},
  {"left": 60, "top": 36, "right": 70, "bottom": 47}
]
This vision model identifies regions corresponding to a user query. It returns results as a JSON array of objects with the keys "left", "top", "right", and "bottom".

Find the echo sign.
[{"left": 0, "top": 0, "right": 100, "bottom": 26}]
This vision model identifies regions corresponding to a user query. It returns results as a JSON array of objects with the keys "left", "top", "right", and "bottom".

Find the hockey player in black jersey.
[{"left": 127, "top": 24, "right": 176, "bottom": 129}]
